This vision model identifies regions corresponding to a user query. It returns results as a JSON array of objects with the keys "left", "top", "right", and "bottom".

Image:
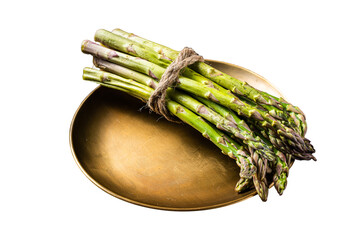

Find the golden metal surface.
[{"left": 70, "top": 60, "right": 283, "bottom": 211}]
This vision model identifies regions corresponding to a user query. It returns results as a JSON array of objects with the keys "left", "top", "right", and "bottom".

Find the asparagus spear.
[
  {"left": 212, "top": 129, "right": 257, "bottom": 182},
  {"left": 183, "top": 96, "right": 270, "bottom": 198},
  {"left": 93, "top": 58, "right": 277, "bottom": 163},
  {"left": 97, "top": 29, "right": 303, "bottom": 136},
  {"left": 257, "top": 126, "right": 316, "bottom": 160},
  {"left": 83, "top": 67, "right": 258, "bottom": 194},
  {"left": 81, "top": 40, "right": 312, "bottom": 156},
  {"left": 250, "top": 126, "right": 289, "bottom": 195},
  {"left": 110, "top": 28, "right": 313, "bottom": 151},
  {"left": 193, "top": 94, "right": 312, "bottom": 164},
  {"left": 261, "top": 91, "right": 307, "bottom": 135},
  {"left": 83, "top": 68, "right": 241, "bottom": 159},
  {"left": 235, "top": 178, "right": 252, "bottom": 193},
  {"left": 216, "top": 131, "right": 268, "bottom": 201},
  {"left": 193, "top": 96, "right": 290, "bottom": 194},
  {"left": 111, "top": 28, "right": 305, "bottom": 117},
  {"left": 95, "top": 29, "right": 230, "bottom": 94},
  {"left": 208, "top": 95, "right": 314, "bottom": 158},
  {"left": 252, "top": 174, "right": 269, "bottom": 202},
  {"left": 91, "top": 32, "right": 314, "bottom": 154},
  {"left": 93, "top": 59, "right": 248, "bottom": 146}
]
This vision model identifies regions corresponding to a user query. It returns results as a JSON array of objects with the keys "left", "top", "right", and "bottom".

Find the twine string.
[{"left": 147, "top": 47, "right": 204, "bottom": 122}]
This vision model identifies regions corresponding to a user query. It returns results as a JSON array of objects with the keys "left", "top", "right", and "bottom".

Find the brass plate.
[{"left": 70, "top": 60, "right": 283, "bottom": 211}]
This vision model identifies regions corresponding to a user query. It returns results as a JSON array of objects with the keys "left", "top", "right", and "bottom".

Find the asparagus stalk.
[
  {"left": 83, "top": 67, "right": 258, "bottom": 194},
  {"left": 190, "top": 95, "right": 269, "bottom": 198},
  {"left": 200, "top": 94, "right": 314, "bottom": 158},
  {"left": 193, "top": 96, "right": 251, "bottom": 131},
  {"left": 95, "top": 29, "right": 230, "bottom": 94},
  {"left": 93, "top": 60, "right": 246, "bottom": 147},
  {"left": 110, "top": 28, "right": 312, "bottom": 151},
  {"left": 261, "top": 91, "right": 307, "bottom": 135},
  {"left": 286, "top": 154, "right": 295, "bottom": 168},
  {"left": 81, "top": 40, "right": 312, "bottom": 157},
  {"left": 111, "top": 28, "right": 305, "bottom": 118},
  {"left": 272, "top": 161, "right": 288, "bottom": 195},
  {"left": 195, "top": 96, "right": 289, "bottom": 195},
  {"left": 252, "top": 173, "right": 269, "bottom": 202},
  {"left": 83, "top": 68, "right": 242, "bottom": 160},
  {"left": 251, "top": 127, "right": 289, "bottom": 195},
  {"left": 194, "top": 95, "right": 313, "bottom": 160},
  {"left": 198, "top": 120, "right": 268, "bottom": 202},
  {"left": 99, "top": 29, "right": 303, "bottom": 137},
  {"left": 257, "top": 126, "right": 316, "bottom": 160},
  {"left": 212, "top": 130, "right": 256, "bottom": 182},
  {"left": 232, "top": 143, "right": 269, "bottom": 199},
  {"left": 235, "top": 178, "right": 252, "bottom": 193},
  {"left": 93, "top": 58, "right": 277, "bottom": 163},
  {"left": 193, "top": 96, "right": 293, "bottom": 195},
  {"left": 94, "top": 32, "right": 313, "bottom": 154}
]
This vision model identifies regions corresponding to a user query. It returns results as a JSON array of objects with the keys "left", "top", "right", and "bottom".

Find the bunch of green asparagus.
[{"left": 81, "top": 28, "right": 316, "bottom": 201}]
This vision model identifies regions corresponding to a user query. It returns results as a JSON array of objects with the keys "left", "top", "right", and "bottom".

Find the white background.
[{"left": 1, "top": 0, "right": 360, "bottom": 239}]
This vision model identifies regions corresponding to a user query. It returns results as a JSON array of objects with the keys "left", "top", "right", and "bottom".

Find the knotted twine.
[{"left": 147, "top": 47, "right": 204, "bottom": 122}]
